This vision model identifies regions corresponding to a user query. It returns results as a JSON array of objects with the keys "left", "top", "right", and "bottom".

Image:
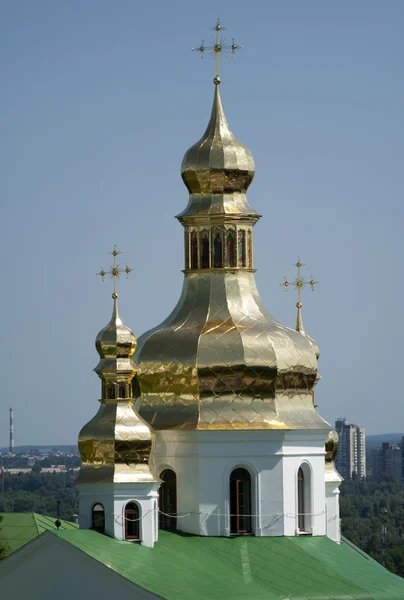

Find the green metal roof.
[
  {"left": 0, "top": 512, "right": 78, "bottom": 553},
  {"left": 53, "top": 529, "right": 404, "bottom": 600}
]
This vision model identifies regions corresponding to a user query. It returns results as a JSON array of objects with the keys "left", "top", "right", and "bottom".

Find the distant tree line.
[{"left": 0, "top": 471, "right": 78, "bottom": 520}]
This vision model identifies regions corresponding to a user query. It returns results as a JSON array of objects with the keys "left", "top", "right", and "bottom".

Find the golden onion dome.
[
  {"left": 133, "top": 82, "right": 328, "bottom": 433},
  {"left": 325, "top": 430, "right": 339, "bottom": 464},
  {"left": 325, "top": 429, "right": 342, "bottom": 483},
  {"left": 94, "top": 293, "right": 137, "bottom": 377},
  {"left": 181, "top": 85, "right": 255, "bottom": 197}
]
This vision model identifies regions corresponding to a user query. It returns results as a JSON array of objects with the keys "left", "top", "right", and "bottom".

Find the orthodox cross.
[
  {"left": 280, "top": 258, "right": 318, "bottom": 333},
  {"left": 192, "top": 18, "right": 242, "bottom": 85},
  {"left": 97, "top": 246, "right": 133, "bottom": 298}
]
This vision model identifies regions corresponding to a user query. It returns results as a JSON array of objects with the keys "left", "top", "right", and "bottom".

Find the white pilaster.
[{"left": 325, "top": 479, "right": 342, "bottom": 543}]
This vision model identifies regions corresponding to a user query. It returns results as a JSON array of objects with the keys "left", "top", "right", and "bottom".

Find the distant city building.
[
  {"left": 369, "top": 442, "right": 402, "bottom": 482},
  {"left": 335, "top": 418, "right": 366, "bottom": 480}
]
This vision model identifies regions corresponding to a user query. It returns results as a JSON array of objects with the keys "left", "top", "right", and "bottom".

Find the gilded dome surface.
[
  {"left": 95, "top": 294, "right": 137, "bottom": 369},
  {"left": 178, "top": 86, "right": 259, "bottom": 220},
  {"left": 181, "top": 86, "right": 255, "bottom": 196},
  {"left": 134, "top": 270, "right": 324, "bottom": 431}
]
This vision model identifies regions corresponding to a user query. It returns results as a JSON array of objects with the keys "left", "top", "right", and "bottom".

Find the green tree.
[
  {"left": 0, "top": 514, "right": 10, "bottom": 560},
  {"left": 340, "top": 480, "right": 404, "bottom": 577}
]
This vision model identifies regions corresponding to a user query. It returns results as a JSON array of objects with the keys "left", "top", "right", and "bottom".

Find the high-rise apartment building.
[
  {"left": 335, "top": 418, "right": 366, "bottom": 480},
  {"left": 370, "top": 442, "right": 402, "bottom": 482}
]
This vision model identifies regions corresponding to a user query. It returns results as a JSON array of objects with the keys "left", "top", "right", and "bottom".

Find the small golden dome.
[
  {"left": 181, "top": 85, "right": 255, "bottom": 196},
  {"left": 94, "top": 294, "right": 137, "bottom": 379},
  {"left": 325, "top": 430, "right": 339, "bottom": 463},
  {"left": 95, "top": 294, "right": 137, "bottom": 361}
]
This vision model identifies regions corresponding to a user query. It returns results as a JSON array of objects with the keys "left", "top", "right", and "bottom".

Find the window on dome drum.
[
  {"left": 201, "top": 230, "right": 210, "bottom": 269},
  {"left": 92, "top": 503, "right": 105, "bottom": 533},
  {"left": 159, "top": 469, "right": 177, "bottom": 531},
  {"left": 226, "top": 230, "right": 236, "bottom": 267},
  {"left": 238, "top": 230, "right": 246, "bottom": 267},
  {"left": 190, "top": 231, "right": 198, "bottom": 269},
  {"left": 214, "top": 231, "right": 223, "bottom": 268},
  {"left": 298, "top": 468, "right": 305, "bottom": 531},
  {"left": 118, "top": 382, "right": 126, "bottom": 398},
  {"left": 132, "top": 376, "right": 141, "bottom": 399},
  {"left": 125, "top": 502, "right": 140, "bottom": 540},
  {"left": 230, "top": 468, "right": 252, "bottom": 534},
  {"left": 247, "top": 230, "right": 253, "bottom": 267},
  {"left": 108, "top": 383, "right": 115, "bottom": 399}
]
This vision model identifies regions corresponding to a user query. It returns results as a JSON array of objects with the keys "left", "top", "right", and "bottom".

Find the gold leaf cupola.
[
  {"left": 181, "top": 84, "right": 256, "bottom": 201},
  {"left": 134, "top": 21, "right": 328, "bottom": 433},
  {"left": 77, "top": 248, "right": 158, "bottom": 485}
]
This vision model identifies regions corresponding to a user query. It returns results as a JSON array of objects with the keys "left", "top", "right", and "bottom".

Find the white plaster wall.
[
  {"left": 77, "top": 482, "right": 160, "bottom": 547},
  {"left": 154, "top": 429, "right": 329, "bottom": 538}
]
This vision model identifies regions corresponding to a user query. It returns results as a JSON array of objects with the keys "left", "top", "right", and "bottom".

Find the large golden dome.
[{"left": 134, "top": 84, "right": 327, "bottom": 432}]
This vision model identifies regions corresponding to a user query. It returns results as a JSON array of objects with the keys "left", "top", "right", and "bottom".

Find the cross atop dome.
[
  {"left": 97, "top": 246, "right": 133, "bottom": 300},
  {"left": 280, "top": 258, "right": 319, "bottom": 334},
  {"left": 192, "top": 18, "right": 242, "bottom": 85}
]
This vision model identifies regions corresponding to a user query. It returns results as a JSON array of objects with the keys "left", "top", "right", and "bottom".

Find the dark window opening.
[
  {"left": 238, "top": 230, "right": 246, "bottom": 267},
  {"left": 132, "top": 376, "right": 140, "bottom": 399},
  {"left": 214, "top": 231, "right": 223, "bottom": 268},
  {"left": 226, "top": 231, "right": 236, "bottom": 267},
  {"left": 298, "top": 468, "right": 305, "bottom": 531},
  {"left": 118, "top": 382, "right": 126, "bottom": 398},
  {"left": 125, "top": 502, "right": 140, "bottom": 540},
  {"left": 108, "top": 384, "right": 115, "bottom": 399},
  {"left": 159, "top": 469, "right": 177, "bottom": 530},
  {"left": 92, "top": 503, "right": 105, "bottom": 533},
  {"left": 201, "top": 231, "right": 210, "bottom": 269},
  {"left": 247, "top": 230, "right": 253, "bottom": 267},
  {"left": 230, "top": 468, "right": 252, "bottom": 534},
  {"left": 191, "top": 232, "right": 198, "bottom": 269}
]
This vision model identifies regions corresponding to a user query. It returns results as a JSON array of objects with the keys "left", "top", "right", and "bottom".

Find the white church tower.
[{"left": 76, "top": 248, "right": 160, "bottom": 548}]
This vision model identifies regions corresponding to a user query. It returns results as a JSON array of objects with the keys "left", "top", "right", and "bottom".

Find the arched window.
[
  {"left": 190, "top": 231, "right": 198, "bottom": 269},
  {"left": 108, "top": 383, "right": 115, "bottom": 399},
  {"left": 226, "top": 230, "right": 236, "bottom": 267},
  {"left": 92, "top": 503, "right": 105, "bottom": 533},
  {"left": 230, "top": 468, "right": 252, "bottom": 534},
  {"left": 118, "top": 382, "right": 126, "bottom": 398},
  {"left": 159, "top": 469, "right": 177, "bottom": 530},
  {"left": 214, "top": 231, "right": 223, "bottom": 268},
  {"left": 298, "top": 468, "right": 305, "bottom": 531},
  {"left": 238, "top": 230, "right": 246, "bottom": 267},
  {"left": 201, "top": 230, "right": 210, "bottom": 269},
  {"left": 125, "top": 502, "right": 140, "bottom": 540}
]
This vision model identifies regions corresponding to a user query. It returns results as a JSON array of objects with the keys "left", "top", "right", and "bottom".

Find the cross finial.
[
  {"left": 97, "top": 246, "right": 133, "bottom": 299},
  {"left": 280, "top": 257, "right": 318, "bottom": 334},
  {"left": 192, "top": 18, "right": 242, "bottom": 85}
]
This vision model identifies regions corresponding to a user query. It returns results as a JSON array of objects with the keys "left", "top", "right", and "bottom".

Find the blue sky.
[{"left": 1, "top": 1, "right": 403, "bottom": 445}]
